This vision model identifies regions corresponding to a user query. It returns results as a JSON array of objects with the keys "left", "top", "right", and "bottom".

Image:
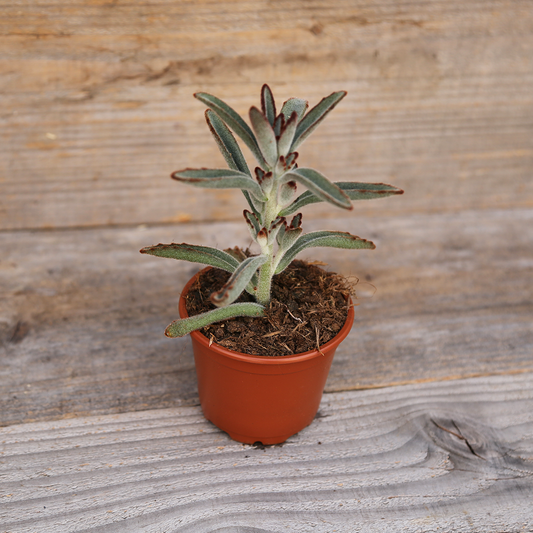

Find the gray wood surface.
[
  {"left": 1, "top": 372, "right": 532, "bottom": 532},
  {"left": 1, "top": 207, "right": 532, "bottom": 427},
  {"left": 2, "top": 2, "right": 532, "bottom": 530},
  {"left": 2, "top": 0, "right": 532, "bottom": 230}
]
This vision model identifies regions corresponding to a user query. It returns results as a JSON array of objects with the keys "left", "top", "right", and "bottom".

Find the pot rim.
[{"left": 179, "top": 267, "right": 355, "bottom": 366}]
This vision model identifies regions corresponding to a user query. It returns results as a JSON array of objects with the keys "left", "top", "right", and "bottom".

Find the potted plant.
[{"left": 141, "top": 85, "right": 402, "bottom": 444}]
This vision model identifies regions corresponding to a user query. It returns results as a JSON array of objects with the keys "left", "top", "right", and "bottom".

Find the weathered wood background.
[
  {"left": 1, "top": 0, "right": 532, "bottom": 230},
  {"left": 2, "top": 208, "right": 532, "bottom": 426},
  {"left": 1, "top": 1, "right": 532, "bottom": 531},
  {"left": 1, "top": 374, "right": 533, "bottom": 532},
  {"left": 1, "top": 0, "right": 532, "bottom": 423}
]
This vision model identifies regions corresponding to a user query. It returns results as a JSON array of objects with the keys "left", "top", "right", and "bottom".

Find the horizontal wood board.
[
  {"left": 1, "top": 207, "right": 532, "bottom": 426},
  {"left": 1, "top": 372, "right": 532, "bottom": 532},
  {"left": 1, "top": 0, "right": 533, "bottom": 230}
]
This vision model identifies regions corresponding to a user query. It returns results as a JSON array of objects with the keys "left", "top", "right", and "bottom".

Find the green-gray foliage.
[{"left": 141, "top": 85, "right": 403, "bottom": 337}]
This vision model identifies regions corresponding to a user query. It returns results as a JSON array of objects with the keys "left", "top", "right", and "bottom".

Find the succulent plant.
[{"left": 141, "top": 85, "right": 403, "bottom": 337}]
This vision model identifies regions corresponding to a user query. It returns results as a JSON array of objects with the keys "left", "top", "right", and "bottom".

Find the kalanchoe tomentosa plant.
[{"left": 141, "top": 85, "right": 403, "bottom": 337}]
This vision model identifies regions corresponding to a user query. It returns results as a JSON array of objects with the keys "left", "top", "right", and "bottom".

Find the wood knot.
[
  {"left": 9, "top": 321, "right": 30, "bottom": 344},
  {"left": 429, "top": 416, "right": 490, "bottom": 460},
  {"left": 422, "top": 413, "right": 533, "bottom": 478}
]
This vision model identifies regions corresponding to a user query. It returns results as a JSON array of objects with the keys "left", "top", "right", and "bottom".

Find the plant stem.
[
  {"left": 256, "top": 173, "right": 281, "bottom": 305},
  {"left": 256, "top": 260, "right": 272, "bottom": 305}
]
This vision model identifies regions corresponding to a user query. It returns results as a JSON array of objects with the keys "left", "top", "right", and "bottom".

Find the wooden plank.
[
  {"left": 1, "top": 373, "right": 532, "bottom": 532},
  {"left": 1, "top": 0, "right": 532, "bottom": 230},
  {"left": 1, "top": 207, "right": 531, "bottom": 426}
]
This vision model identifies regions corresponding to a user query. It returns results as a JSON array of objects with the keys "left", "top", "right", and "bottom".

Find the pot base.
[{"left": 224, "top": 429, "right": 298, "bottom": 445}]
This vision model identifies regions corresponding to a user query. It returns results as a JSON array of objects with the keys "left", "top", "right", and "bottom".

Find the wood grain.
[
  {"left": 1, "top": 207, "right": 531, "bottom": 426},
  {"left": 1, "top": 372, "right": 532, "bottom": 532},
  {"left": 1, "top": 0, "right": 532, "bottom": 230}
]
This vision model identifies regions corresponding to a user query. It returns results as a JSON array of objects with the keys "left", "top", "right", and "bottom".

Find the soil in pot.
[{"left": 184, "top": 258, "right": 356, "bottom": 356}]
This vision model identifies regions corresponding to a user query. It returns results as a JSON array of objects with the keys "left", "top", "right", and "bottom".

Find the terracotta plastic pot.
[{"left": 179, "top": 268, "right": 355, "bottom": 445}]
